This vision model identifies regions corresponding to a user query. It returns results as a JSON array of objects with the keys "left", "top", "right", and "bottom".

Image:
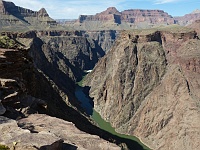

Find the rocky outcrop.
[
  {"left": 0, "top": 34, "right": 128, "bottom": 149},
  {"left": 0, "top": 114, "right": 121, "bottom": 150},
  {"left": 82, "top": 30, "right": 120, "bottom": 53},
  {"left": 84, "top": 30, "right": 167, "bottom": 127},
  {"left": 0, "top": 100, "right": 6, "bottom": 115},
  {"left": 84, "top": 27, "right": 200, "bottom": 150},
  {"left": 79, "top": 7, "right": 121, "bottom": 24},
  {"left": 0, "top": 0, "right": 57, "bottom": 31},
  {"left": 0, "top": 116, "right": 64, "bottom": 150},
  {"left": 174, "top": 10, "right": 200, "bottom": 26},
  {"left": 17, "top": 114, "right": 121, "bottom": 150},
  {"left": 187, "top": 20, "right": 200, "bottom": 35},
  {"left": 30, "top": 32, "right": 105, "bottom": 82}
]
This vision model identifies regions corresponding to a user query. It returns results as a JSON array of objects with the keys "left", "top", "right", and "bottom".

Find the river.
[{"left": 75, "top": 83, "right": 150, "bottom": 150}]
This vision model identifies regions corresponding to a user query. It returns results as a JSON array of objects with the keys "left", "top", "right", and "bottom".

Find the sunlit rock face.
[{"left": 84, "top": 28, "right": 200, "bottom": 150}]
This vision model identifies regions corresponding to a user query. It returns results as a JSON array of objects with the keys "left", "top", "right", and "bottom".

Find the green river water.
[
  {"left": 92, "top": 110, "right": 150, "bottom": 150},
  {"left": 76, "top": 79, "right": 150, "bottom": 150}
]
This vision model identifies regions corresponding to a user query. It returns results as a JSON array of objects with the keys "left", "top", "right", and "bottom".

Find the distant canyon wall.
[{"left": 64, "top": 7, "right": 200, "bottom": 30}]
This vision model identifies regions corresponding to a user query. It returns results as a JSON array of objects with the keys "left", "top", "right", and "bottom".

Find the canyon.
[
  {"left": 0, "top": 0, "right": 200, "bottom": 150},
  {"left": 83, "top": 26, "right": 200, "bottom": 150}
]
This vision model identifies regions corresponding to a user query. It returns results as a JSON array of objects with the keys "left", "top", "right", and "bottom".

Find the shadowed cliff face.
[
  {"left": 0, "top": 32, "right": 147, "bottom": 150},
  {"left": 84, "top": 27, "right": 200, "bottom": 150},
  {"left": 30, "top": 34, "right": 105, "bottom": 82},
  {"left": 0, "top": 45, "right": 121, "bottom": 149},
  {"left": 0, "top": 31, "right": 104, "bottom": 119},
  {"left": 82, "top": 30, "right": 119, "bottom": 54}
]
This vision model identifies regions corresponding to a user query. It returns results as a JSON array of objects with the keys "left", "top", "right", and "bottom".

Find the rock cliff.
[
  {"left": 188, "top": 20, "right": 200, "bottom": 35},
  {"left": 78, "top": 7, "right": 174, "bottom": 25},
  {"left": 0, "top": 0, "right": 57, "bottom": 31},
  {"left": 69, "top": 7, "right": 174, "bottom": 30},
  {"left": 82, "top": 30, "right": 120, "bottom": 53},
  {"left": 174, "top": 10, "right": 200, "bottom": 26},
  {"left": 0, "top": 33, "right": 134, "bottom": 149},
  {"left": 121, "top": 9, "right": 174, "bottom": 25},
  {"left": 65, "top": 7, "right": 200, "bottom": 31},
  {"left": 83, "top": 26, "right": 200, "bottom": 150},
  {"left": 79, "top": 7, "right": 121, "bottom": 24}
]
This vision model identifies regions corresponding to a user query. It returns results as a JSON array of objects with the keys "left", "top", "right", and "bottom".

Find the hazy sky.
[{"left": 10, "top": 0, "right": 200, "bottom": 19}]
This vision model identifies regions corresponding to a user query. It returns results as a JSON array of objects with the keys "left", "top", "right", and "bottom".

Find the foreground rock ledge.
[{"left": 0, "top": 114, "right": 120, "bottom": 150}]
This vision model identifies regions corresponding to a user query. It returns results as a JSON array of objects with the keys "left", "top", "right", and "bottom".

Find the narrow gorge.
[
  {"left": 83, "top": 27, "right": 200, "bottom": 150},
  {"left": 0, "top": 1, "right": 200, "bottom": 150}
]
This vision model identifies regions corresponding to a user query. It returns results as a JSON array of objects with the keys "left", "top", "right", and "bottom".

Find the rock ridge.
[{"left": 83, "top": 27, "right": 200, "bottom": 150}]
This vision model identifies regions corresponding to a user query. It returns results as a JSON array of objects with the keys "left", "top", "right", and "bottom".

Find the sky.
[{"left": 9, "top": 0, "right": 200, "bottom": 19}]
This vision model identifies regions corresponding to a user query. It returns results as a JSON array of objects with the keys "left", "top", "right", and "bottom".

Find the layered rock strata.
[
  {"left": 0, "top": 0, "right": 57, "bottom": 31},
  {"left": 78, "top": 7, "right": 174, "bottom": 25},
  {"left": 67, "top": 7, "right": 175, "bottom": 30},
  {"left": 175, "top": 10, "right": 200, "bottom": 26}
]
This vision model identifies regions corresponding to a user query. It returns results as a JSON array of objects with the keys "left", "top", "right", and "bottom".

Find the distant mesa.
[
  {"left": 1, "top": 0, "right": 200, "bottom": 31},
  {"left": 78, "top": 7, "right": 174, "bottom": 25}
]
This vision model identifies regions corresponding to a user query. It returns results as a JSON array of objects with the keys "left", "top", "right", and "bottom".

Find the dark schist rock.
[
  {"left": 82, "top": 30, "right": 119, "bottom": 54},
  {"left": 0, "top": 100, "right": 6, "bottom": 115},
  {"left": 30, "top": 32, "right": 105, "bottom": 82},
  {"left": 0, "top": 30, "right": 106, "bottom": 118},
  {"left": 0, "top": 33, "right": 125, "bottom": 149},
  {"left": 0, "top": 48, "right": 48, "bottom": 118},
  {"left": 0, "top": 34, "right": 75, "bottom": 119},
  {"left": 83, "top": 28, "right": 200, "bottom": 150}
]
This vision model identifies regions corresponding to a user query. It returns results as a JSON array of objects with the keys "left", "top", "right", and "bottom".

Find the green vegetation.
[
  {"left": 92, "top": 110, "right": 151, "bottom": 150},
  {"left": 0, "top": 144, "right": 9, "bottom": 150},
  {"left": 0, "top": 36, "right": 16, "bottom": 48},
  {"left": 77, "top": 75, "right": 86, "bottom": 86},
  {"left": 77, "top": 76, "right": 151, "bottom": 150}
]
